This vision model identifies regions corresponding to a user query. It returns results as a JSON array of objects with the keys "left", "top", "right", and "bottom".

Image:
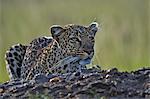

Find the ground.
[{"left": 0, "top": 66, "right": 149, "bottom": 99}]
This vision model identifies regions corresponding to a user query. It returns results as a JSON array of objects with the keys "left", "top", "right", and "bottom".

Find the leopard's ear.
[
  {"left": 50, "top": 25, "right": 64, "bottom": 37},
  {"left": 88, "top": 22, "right": 99, "bottom": 33}
]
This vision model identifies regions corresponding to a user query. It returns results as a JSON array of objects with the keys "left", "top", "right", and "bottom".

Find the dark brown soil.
[{"left": 0, "top": 67, "right": 150, "bottom": 99}]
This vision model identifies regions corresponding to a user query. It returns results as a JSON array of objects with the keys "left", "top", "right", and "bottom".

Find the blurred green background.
[{"left": 0, "top": 0, "right": 149, "bottom": 82}]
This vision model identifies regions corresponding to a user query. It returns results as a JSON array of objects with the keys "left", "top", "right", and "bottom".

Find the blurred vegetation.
[{"left": 0, "top": 0, "right": 149, "bottom": 82}]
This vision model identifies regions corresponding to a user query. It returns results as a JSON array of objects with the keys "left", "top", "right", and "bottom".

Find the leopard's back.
[{"left": 5, "top": 44, "right": 27, "bottom": 80}]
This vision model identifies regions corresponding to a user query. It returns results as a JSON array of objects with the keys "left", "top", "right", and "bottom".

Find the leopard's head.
[{"left": 50, "top": 22, "right": 99, "bottom": 60}]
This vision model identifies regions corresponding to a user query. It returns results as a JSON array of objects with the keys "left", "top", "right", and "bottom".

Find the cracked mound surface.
[{"left": 0, "top": 67, "right": 150, "bottom": 99}]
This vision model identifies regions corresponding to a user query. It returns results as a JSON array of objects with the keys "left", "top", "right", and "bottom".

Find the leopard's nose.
[{"left": 83, "top": 44, "right": 94, "bottom": 53}]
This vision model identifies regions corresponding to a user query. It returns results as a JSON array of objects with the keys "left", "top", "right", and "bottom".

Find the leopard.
[{"left": 5, "top": 22, "right": 99, "bottom": 81}]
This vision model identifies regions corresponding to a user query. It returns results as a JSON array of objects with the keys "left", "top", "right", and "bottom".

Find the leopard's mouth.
[
  {"left": 78, "top": 50, "right": 94, "bottom": 65},
  {"left": 69, "top": 50, "right": 93, "bottom": 60},
  {"left": 83, "top": 48, "right": 94, "bottom": 55}
]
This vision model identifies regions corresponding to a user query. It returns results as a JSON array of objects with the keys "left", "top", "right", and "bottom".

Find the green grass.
[{"left": 0, "top": 0, "right": 149, "bottom": 82}]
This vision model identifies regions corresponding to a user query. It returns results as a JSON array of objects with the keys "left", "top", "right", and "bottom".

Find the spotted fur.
[
  {"left": 5, "top": 44, "right": 27, "bottom": 80},
  {"left": 5, "top": 22, "right": 99, "bottom": 80}
]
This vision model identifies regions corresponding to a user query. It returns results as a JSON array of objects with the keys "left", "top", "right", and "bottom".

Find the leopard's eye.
[
  {"left": 88, "top": 36, "right": 94, "bottom": 40},
  {"left": 69, "top": 37, "right": 81, "bottom": 46},
  {"left": 69, "top": 37, "right": 81, "bottom": 42},
  {"left": 69, "top": 39, "right": 75, "bottom": 43}
]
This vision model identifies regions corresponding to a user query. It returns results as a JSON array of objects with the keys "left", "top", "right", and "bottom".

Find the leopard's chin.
[{"left": 79, "top": 57, "right": 91, "bottom": 65}]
